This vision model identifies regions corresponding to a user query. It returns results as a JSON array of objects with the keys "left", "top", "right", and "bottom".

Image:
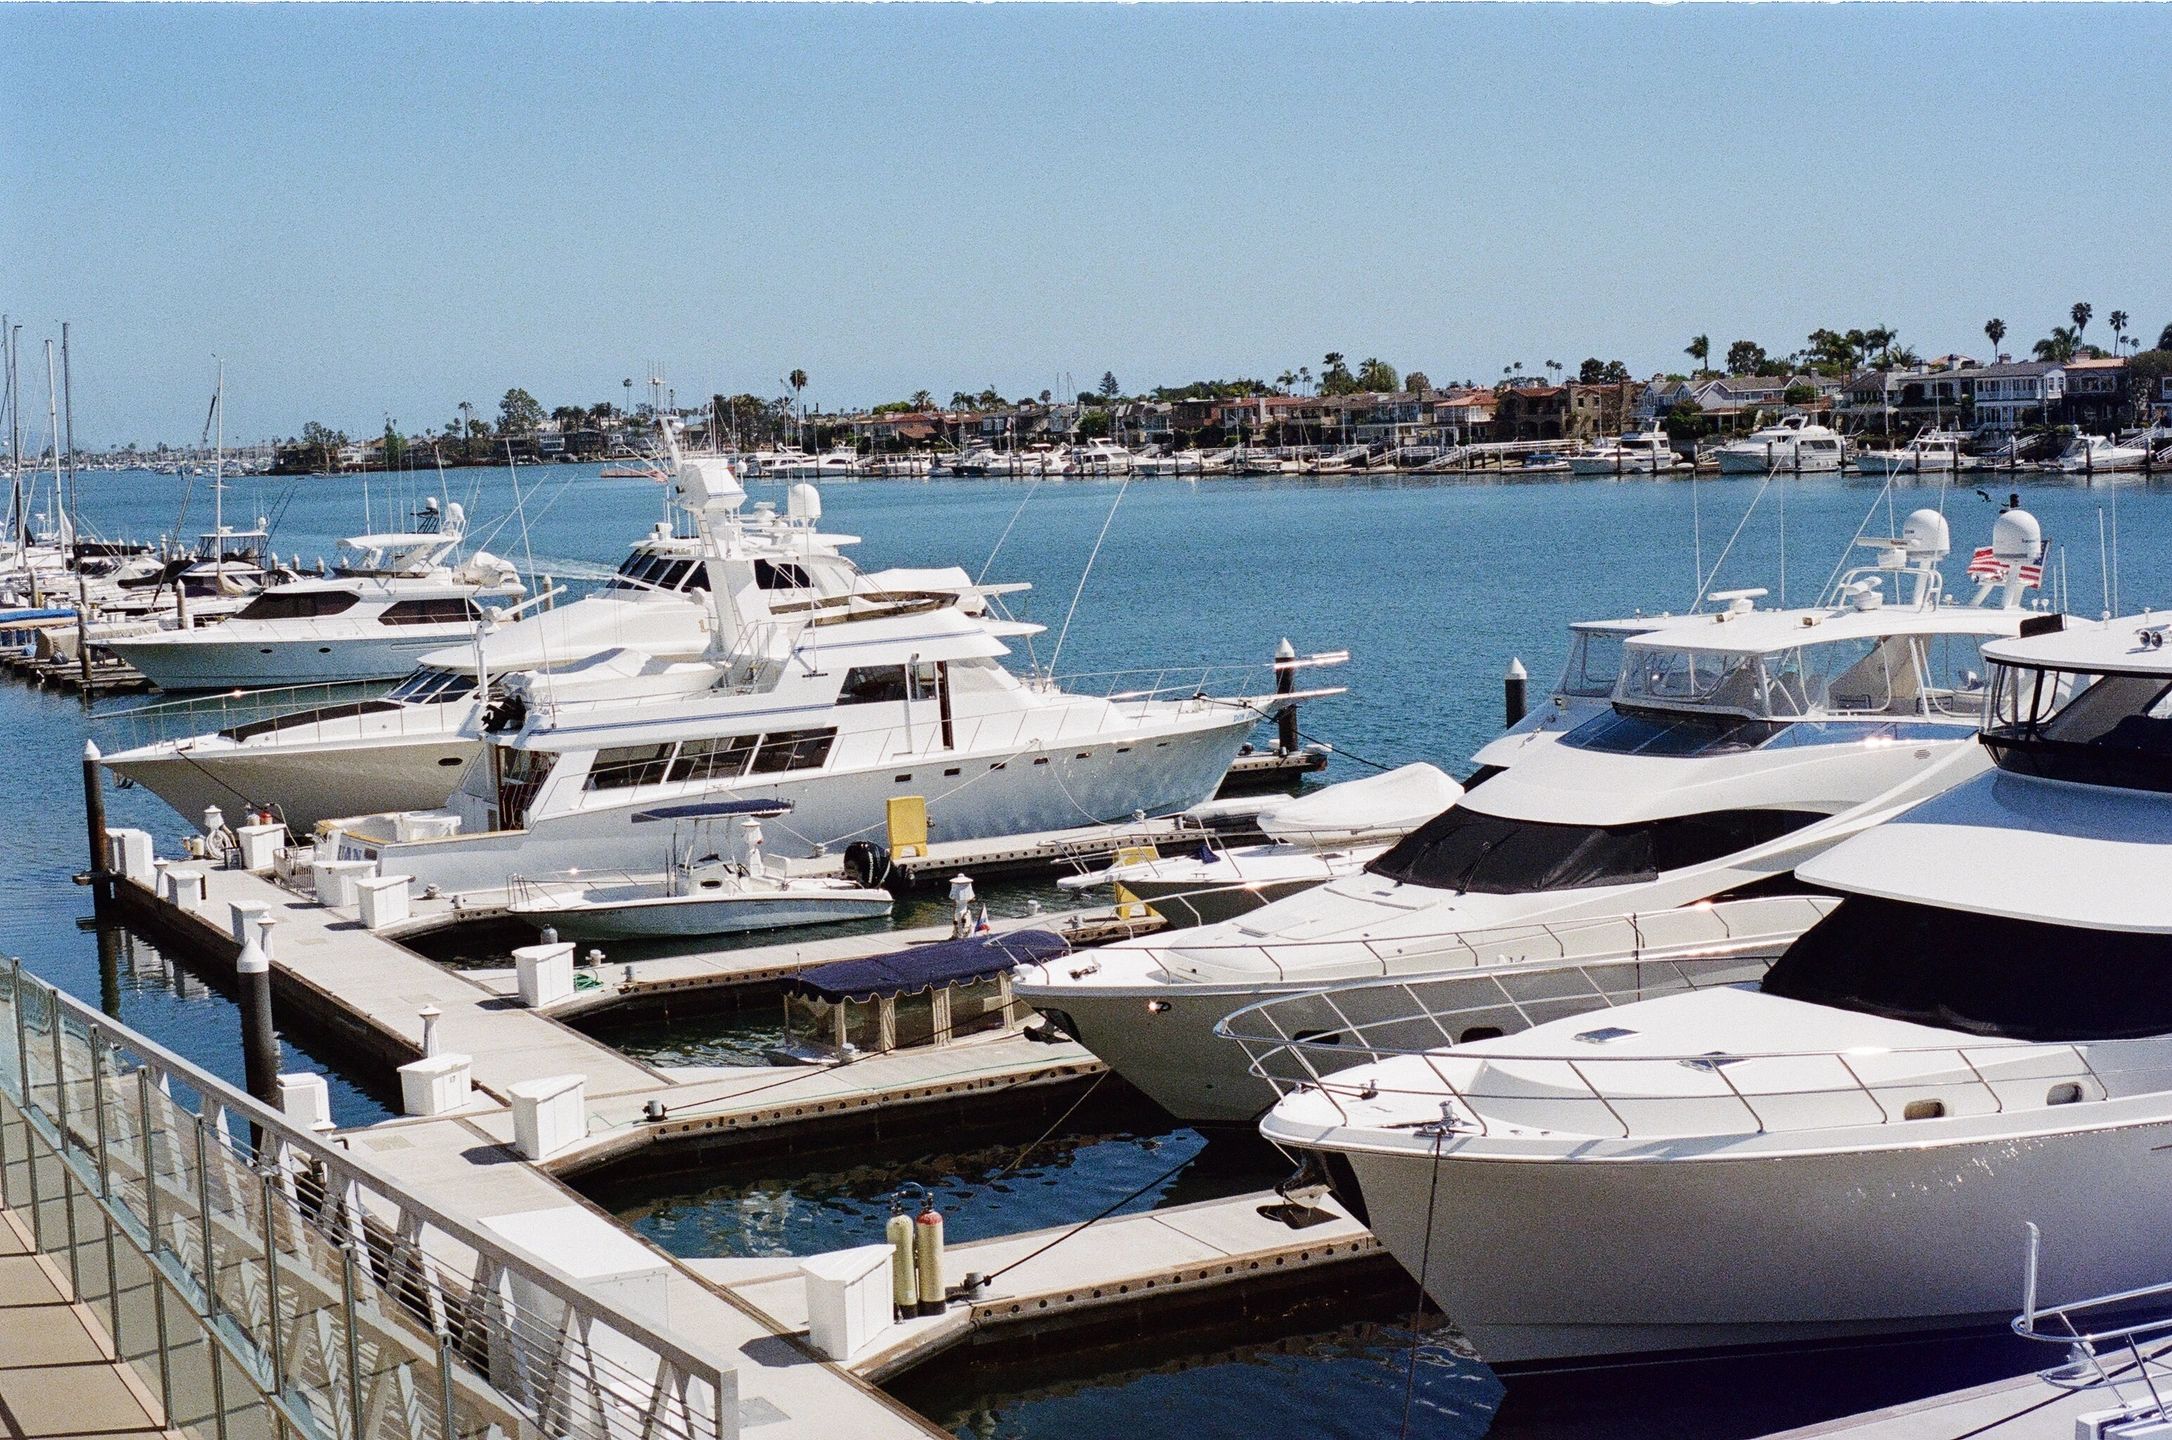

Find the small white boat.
[
  {"left": 1567, "top": 426, "right": 1683, "bottom": 475},
  {"left": 505, "top": 801, "right": 892, "bottom": 940},
  {"left": 2050, "top": 432, "right": 2149, "bottom": 474},
  {"left": 1852, "top": 426, "right": 1969, "bottom": 476}
]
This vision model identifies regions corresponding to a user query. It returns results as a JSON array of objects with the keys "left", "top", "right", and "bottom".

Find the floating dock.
[{"left": 1756, "top": 1367, "right": 2102, "bottom": 1440}]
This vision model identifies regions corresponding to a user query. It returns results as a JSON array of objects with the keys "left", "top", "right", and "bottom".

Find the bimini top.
[
  {"left": 1982, "top": 615, "right": 2171, "bottom": 674},
  {"left": 787, "top": 929, "right": 1071, "bottom": 1003}
]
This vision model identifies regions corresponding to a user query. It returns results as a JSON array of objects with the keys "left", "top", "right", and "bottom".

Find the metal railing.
[
  {"left": 93, "top": 680, "right": 401, "bottom": 751},
  {"left": 0, "top": 956, "right": 734, "bottom": 1440},
  {"left": 1147, "top": 893, "right": 1838, "bottom": 986},
  {"left": 1224, "top": 962, "right": 2154, "bottom": 1140},
  {"left": 2014, "top": 1222, "right": 2172, "bottom": 1419}
]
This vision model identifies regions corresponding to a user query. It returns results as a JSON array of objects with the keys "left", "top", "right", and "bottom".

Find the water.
[{"left": 24, "top": 461, "right": 2172, "bottom": 1438}]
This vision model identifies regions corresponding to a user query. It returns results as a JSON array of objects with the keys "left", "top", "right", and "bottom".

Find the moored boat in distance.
[
  {"left": 1851, "top": 425, "right": 1970, "bottom": 475},
  {"left": 1713, "top": 414, "right": 1847, "bottom": 473},
  {"left": 1566, "top": 425, "right": 1684, "bottom": 475}
]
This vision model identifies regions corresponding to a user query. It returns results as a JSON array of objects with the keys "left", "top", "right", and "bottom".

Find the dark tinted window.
[
  {"left": 236, "top": 590, "right": 360, "bottom": 621},
  {"left": 586, "top": 743, "right": 672, "bottom": 790},
  {"left": 755, "top": 559, "right": 813, "bottom": 590},
  {"left": 838, "top": 665, "right": 909, "bottom": 705},
  {"left": 380, "top": 597, "right": 481, "bottom": 626},
  {"left": 1366, "top": 807, "right": 1821, "bottom": 894},
  {"left": 750, "top": 728, "right": 836, "bottom": 773},
  {"left": 668, "top": 735, "right": 759, "bottom": 783},
  {"left": 1763, "top": 895, "right": 2172, "bottom": 1041},
  {"left": 1566, "top": 706, "right": 1788, "bottom": 757}
]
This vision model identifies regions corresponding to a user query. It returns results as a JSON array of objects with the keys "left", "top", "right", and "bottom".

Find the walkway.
[{"left": 0, "top": 1208, "right": 171, "bottom": 1440}]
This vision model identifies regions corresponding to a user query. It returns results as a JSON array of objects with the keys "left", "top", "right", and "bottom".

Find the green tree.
[
  {"left": 1578, "top": 357, "right": 1606, "bottom": 384},
  {"left": 1984, "top": 318, "right": 2006, "bottom": 360},
  {"left": 299, "top": 420, "right": 346, "bottom": 472},
  {"left": 1354, "top": 357, "right": 1398, "bottom": 392},
  {"left": 1661, "top": 400, "right": 1710, "bottom": 442},
  {"left": 910, "top": 389, "right": 935, "bottom": 410},
  {"left": 1098, "top": 371, "right": 1120, "bottom": 398},
  {"left": 2160, "top": 323, "right": 2172, "bottom": 351},
  {"left": 498, "top": 388, "right": 543, "bottom": 436},
  {"left": 1725, "top": 339, "right": 1769, "bottom": 375},
  {"left": 1276, "top": 370, "right": 1297, "bottom": 394},
  {"left": 1601, "top": 360, "right": 1630, "bottom": 383},
  {"left": 1075, "top": 409, "right": 1112, "bottom": 439},
  {"left": 2034, "top": 326, "right": 2080, "bottom": 363},
  {"left": 1318, "top": 352, "right": 1357, "bottom": 395},
  {"left": 1405, "top": 371, "right": 1431, "bottom": 394},
  {"left": 950, "top": 391, "right": 975, "bottom": 411},
  {"left": 2070, "top": 302, "right": 2093, "bottom": 347},
  {"left": 2108, "top": 310, "right": 2129, "bottom": 355},
  {"left": 1783, "top": 382, "right": 1818, "bottom": 406},
  {"left": 2125, "top": 349, "right": 2172, "bottom": 423},
  {"left": 381, "top": 419, "right": 407, "bottom": 471},
  {"left": 1297, "top": 366, "right": 1312, "bottom": 394},
  {"left": 1685, "top": 335, "right": 1711, "bottom": 375}
]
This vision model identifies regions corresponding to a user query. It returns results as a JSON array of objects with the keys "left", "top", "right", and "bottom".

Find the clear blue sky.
[{"left": 4, "top": 2, "right": 2167, "bottom": 447}]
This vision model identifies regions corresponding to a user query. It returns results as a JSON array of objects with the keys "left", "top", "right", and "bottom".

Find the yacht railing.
[
  {"left": 1150, "top": 894, "right": 1837, "bottom": 987},
  {"left": 93, "top": 679, "right": 403, "bottom": 750},
  {"left": 1227, "top": 977, "right": 2139, "bottom": 1139},
  {"left": 0, "top": 956, "right": 733, "bottom": 1440},
  {"left": 2013, "top": 1223, "right": 2172, "bottom": 1416}
]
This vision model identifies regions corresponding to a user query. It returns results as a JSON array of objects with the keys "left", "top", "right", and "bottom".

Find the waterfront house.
[
  {"left": 2061, "top": 356, "right": 2131, "bottom": 433},
  {"left": 1566, "top": 381, "right": 1643, "bottom": 440},
  {"left": 1970, "top": 361, "right": 2066, "bottom": 434},
  {"left": 1495, "top": 385, "right": 1569, "bottom": 442}
]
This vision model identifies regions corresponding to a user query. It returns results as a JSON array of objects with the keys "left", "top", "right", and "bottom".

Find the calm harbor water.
[{"left": 19, "top": 461, "right": 2172, "bottom": 1438}]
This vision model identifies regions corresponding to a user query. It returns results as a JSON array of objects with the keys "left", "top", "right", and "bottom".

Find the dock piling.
[
  {"left": 81, "top": 740, "right": 109, "bottom": 902},
  {"left": 236, "top": 921, "right": 281, "bottom": 1107},
  {"left": 1505, "top": 657, "right": 1529, "bottom": 726},
  {"left": 1273, "top": 637, "right": 1300, "bottom": 754}
]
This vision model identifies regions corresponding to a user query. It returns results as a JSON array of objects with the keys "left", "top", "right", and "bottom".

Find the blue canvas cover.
[{"left": 787, "top": 929, "right": 1073, "bottom": 1002}]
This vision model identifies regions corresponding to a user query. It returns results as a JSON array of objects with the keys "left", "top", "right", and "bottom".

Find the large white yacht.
[
  {"left": 328, "top": 485, "right": 1334, "bottom": 900},
  {"left": 1566, "top": 425, "right": 1683, "bottom": 475},
  {"left": 1852, "top": 426, "right": 1969, "bottom": 476},
  {"left": 1714, "top": 414, "right": 1847, "bottom": 473},
  {"left": 108, "top": 499, "right": 524, "bottom": 690},
  {"left": 1018, "top": 506, "right": 2058, "bottom": 1124},
  {"left": 1261, "top": 609, "right": 2172, "bottom": 1368}
]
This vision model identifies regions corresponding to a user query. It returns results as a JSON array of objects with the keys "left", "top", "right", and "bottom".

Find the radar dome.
[
  {"left": 1992, "top": 507, "right": 2042, "bottom": 561},
  {"left": 788, "top": 482, "right": 823, "bottom": 523},
  {"left": 1901, "top": 509, "right": 1950, "bottom": 560}
]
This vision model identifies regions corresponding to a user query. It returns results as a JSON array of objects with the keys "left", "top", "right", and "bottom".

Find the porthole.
[{"left": 1902, "top": 1099, "right": 1946, "bottom": 1121}]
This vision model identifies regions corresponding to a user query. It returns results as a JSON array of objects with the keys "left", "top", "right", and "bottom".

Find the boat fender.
[
  {"left": 914, "top": 1198, "right": 947, "bottom": 1316},
  {"left": 886, "top": 1197, "right": 919, "bottom": 1322}
]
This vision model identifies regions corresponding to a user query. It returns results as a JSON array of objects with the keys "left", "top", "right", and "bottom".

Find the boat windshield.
[
  {"left": 1982, "top": 663, "right": 2172, "bottom": 792},
  {"left": 1762, "top": 894, "right": 2172, "bottom": 1041},
  {"left": 1620, "top": 635, "right": 1930, "bottom": 720},
  {"left": 387, "top": 668, "right": 479, "bottom": 705},
  {"left": 1364, "top": 806, "right": 1820, "bottom": 894},
  {"left": 1559, "top": 629, "right": 1635, "bottom": 699}
]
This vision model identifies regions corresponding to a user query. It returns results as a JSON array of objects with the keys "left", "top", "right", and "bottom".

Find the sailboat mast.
[
  {"left": 212, "top": 359, "right": 226, "bottom": 591},
  {"left": 3, "top": 320, "right": 20, "bottom": 555}
]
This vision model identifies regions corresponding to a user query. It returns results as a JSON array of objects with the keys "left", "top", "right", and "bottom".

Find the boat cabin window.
[
  {"left": 586, "top": 743, "right": 674, "bottom": 790},
  {"left": 235, "top": 590, "right": 360, "bottom": 622},
  {"left": 755, "top": 559, "right": 814, "bottom": 590},
  {"left": 380, "top": 597, "right": 483, "bottom": 626},
  {"left": 1763, "top": 895, "right": 2172, "bottom": 1041},
  {"left": 668, "top": 734, "right": 760, "bottom": 783},
  {"left": 1982, "top": 663, "right": 2172, "bottom": 791},
  {"left": 838, "top": 665, "right": 911, "bottom": 706},
  {"left": 1566, "top": 707, "right": 1787, "bottom": 756},
  {"left": 750, "top": 728, "right": 836, "bottom": 773},
  {"left": 491, "top": 746, "right": 556, "bottom": 829},
  {"left": 1560, "top": 630, "right": 1633, "bottom": 699},
  {"left": 1619, "top": 636, "right": 1928, "bottom": 720},
  {"left": 1918, "top": 634, "right": 1993, "bottom": 718},
  {"left": 387, "top": 668, "right": 479, "bottom": 705},
  {"left": 607, "top": 554, "right": 706, "bottom": 593},
  {"left": 1365, "top": 806, "right": 1822, "bottom": 894}
]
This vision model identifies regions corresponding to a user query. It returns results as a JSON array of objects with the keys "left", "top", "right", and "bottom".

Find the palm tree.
[
  {"left": 1298, "top": 366, "right": 1312, "bottom": 394},
  {"left": 2033, "top": 326, "right": 2080, "bottom": 363},
  {"left": 1544, "top": 359, "right": 1561, "bottom": 382},
  {"left": 1276, "top": 370, "right": 1296, "bottom": 394},
  {"left": 1686, "top": 335, "right": 1711, "bottom": 375},
  {"left": 1984, "top": 318, "right": 2006, "bottom": 361},
  {"left": 909, "top": 389, "right": 934, "bottom": 411},
  {"left": 2071, "top": 303, "right": 2093, "bottom": 349},
  {"left": 2108, "top": 310, "right": 2129, "bottom": 355}
]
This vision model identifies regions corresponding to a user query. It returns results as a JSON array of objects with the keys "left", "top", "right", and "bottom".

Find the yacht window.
[
  {"left": 1621, "top": 647, "right": 1766, "bottom": 713},
  {"left": 586, "top": 743, "right": 675, "bottom": 790},
  {"left": 838, "top": 665, "right": 911, "bottom": 706},
  {"left": 380, "top": 598, "right": 482, "bottom": 626},
  {"left": 1983, "top": 665, "right": 2172, "bottom": 791},
  {"left": 755, "top": 559, "right": 813, "bottom": 590},
  {"left": 235, "top": 590, "right": 360, "bottom": 622},
  {"left": 493, "top": 746, "right": 556, "bottom": 828},
  {"left": 1763, "top": 895, "right": 2172, "bottom": 1041},
  {"left": 218, "top": 699, "right": 400, "bottom": 743},
  {"left": 1561, "top": 631, "right": 1631, "bottom": 699},
  {"left": 387, "top": 669, "right": 478, "bottom": 705},
  {"left": 1919, "top": 635, "right": 1993, "bottom": 719},
  {"left": 681, "top": 562, "right": 710, "bottom": 592},
  {"left": 1566, "top": 707, "right": 1786, "bottom": 756},
  {"left": 651, "top": 559, "right": 695, "bottom": 592},
  {"left": 1761, "top": 636, "right": 1919, "bottom": 717},
  {"left": 668, "top": 734, "right": 759, "bottom": 783},
  {"left": 1365, "top": 807, "right": 1821, "bottom": 894},
  {"left": 750, "top": 728, "right": 836, "bottom": 773}
]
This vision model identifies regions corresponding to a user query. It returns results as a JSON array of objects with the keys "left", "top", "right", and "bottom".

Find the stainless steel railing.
[{"left": 0, "top": 956, "right": 734, "bottom": 1440}]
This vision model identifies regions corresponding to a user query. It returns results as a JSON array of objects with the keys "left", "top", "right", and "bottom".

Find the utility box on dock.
[
  {"left": 106, "top": 829, "right": 154, "bottom": 884},
  {"left": 398, "top": 1052, "right": 473, "bottom": 1117},
  {"left": 800, "top": 1244, "right": 897, "bottom": 1362},
  {"left": 235, "top": 823, "right": 286, "bottom": 872},
  {"left": 229, "top": 901, "right": 271, "bottom": 948},
  {"left": 161, "top": 864, "right": 210, "bottom": 915},
  {"left": 480, "top": 1206, "right": 673, "bottom": 1330},
  {"left": 311, "top": 858, "right": 377, "bottom": 909},
  {"left": 509, "top": 1073, "right": 586, "bottom": 1161},
  {"left": 514, "top": 943, "right": 577, "bottom": 1008},
  {"left": 355, "top": 874, "right": 412, "bottom": 931},
  {"left": 277, "top": 1072, "right": 332, "bottom": 1133}
]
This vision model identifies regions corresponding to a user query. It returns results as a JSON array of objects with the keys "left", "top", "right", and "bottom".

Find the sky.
[{"left": 3, "top": 2, "right": 2168, "bottom": 447}]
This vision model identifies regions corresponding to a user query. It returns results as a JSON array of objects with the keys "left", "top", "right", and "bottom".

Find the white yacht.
[
  {"left": 1017, "top": 507, "right": 2058, "bottom": 1124},
  {"left": 1061, "top": 438, "right": 1135, "bottom": 476},
  {"left": 2050, "top": 431, "right": 2149, "bottom": 474},
  {"left": 328, "top": 496, "right": 1338, "bottom": 901},
  {"left": 107, "top": 500, "right": 523, "bottom": 690},
  {"left": 1851, "top": 426, "right": 1969, "bottom": 476},
  {"left": 1261, "top": 609, "right": 2172, "bottom": 1368},
  {"left": 1566, "top": 426, "right": 1683, "bottom": 476},
  {"left": 1714, "top": 415, "right": 1847, "bottom": 473},
  {"left": 97, "top": 496, "right": 766, "bottom": 831}
]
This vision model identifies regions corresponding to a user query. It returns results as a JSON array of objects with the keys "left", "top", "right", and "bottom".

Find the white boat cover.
[{"left": 1259, "top": 763, "right": 1462, "bottom": 845}]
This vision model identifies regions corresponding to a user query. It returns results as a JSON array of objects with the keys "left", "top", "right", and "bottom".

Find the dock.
[{"left": 1756, "top": 1367, "right": 2103, "bottom": 1440}]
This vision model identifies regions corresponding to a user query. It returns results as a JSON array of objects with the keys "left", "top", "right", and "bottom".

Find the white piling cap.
[
  {"left": 1506, "top": 657, "right": 1528, "bottom": 679},
  {"left": 83, "top": 739, "right": 101, "bottom": 761},
  {"left": 236, "top": 934, "right": 269, "bottom": 975},
  {"left": 1275, "top": 637, "right": 1296, "bottom": 659}
]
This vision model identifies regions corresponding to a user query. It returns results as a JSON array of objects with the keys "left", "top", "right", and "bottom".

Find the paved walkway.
[{"left": 0, "top": 1209, "right": 171, "bottom": 1440}]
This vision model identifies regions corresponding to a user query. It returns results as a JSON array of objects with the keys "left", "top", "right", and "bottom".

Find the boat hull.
[
  {"left": 1314, "top": 1111, "right": 2172, "bottom": 1368},
  {"left": 110, "top": 629, "right": 478, "bottom": 691},
  {"left": 107, "top": 735, "right": 478, "bottom": 832},
  {"left": 512, "top": 889, "right": 892, "bottom": 940}
]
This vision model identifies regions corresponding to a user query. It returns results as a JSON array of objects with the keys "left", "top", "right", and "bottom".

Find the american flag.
[{"left": 1969, "top": 543, "right": 2048, "bottom": 588}]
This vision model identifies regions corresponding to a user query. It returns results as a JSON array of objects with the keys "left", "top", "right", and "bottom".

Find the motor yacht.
[
  {"left": 1714, "top": 415, "right": 1847, "bottom": 474},
  {"left": 1017, "top": 506, "right": 2059, "bottom": 1124},
  {"left": 1852, "top": 426, "right": 1969, "bottom": 476},
  {"left": 327, "top": 495, "right": 1341, "bottom": 902},
  {"left": 107, "top": 499, "right": 523, "bottom": 690},
  {"left": 2050, "top": 431, "right": 2149, "bottom": 474},
  {"left": 1061, "top": 439, "right": 1135, "bottom": 476},
  {"left": 1261, "top": 608, "right": 2172, "bottom": 1368},
  {"left": 1566, "top": 426, "right": 1684, "bottom": 476}
]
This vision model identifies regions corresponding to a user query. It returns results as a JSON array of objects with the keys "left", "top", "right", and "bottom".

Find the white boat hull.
[
  {"left": 108, "top": 734, "right": 478, "bottom": 832},
  {"left": 512, "top": 888, "right": 892, "bottom": 940},
  {"left": 1315, "top": 1107, "right": 2172, "bottom": 1368},
  {"left": 1715, "top": 450, "right": 1846, "bottom": 474},
  {"left": 110, "top": 629, "right": 478, "bottom": 690}
]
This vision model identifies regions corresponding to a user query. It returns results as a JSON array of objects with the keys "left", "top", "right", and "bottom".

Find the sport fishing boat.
[
  {"left": 1713, "top": 415, "right": 1847, "bottom": 473},
  {"left": 504, "top": 800, "right": 892, "bottom": 940},
  {"left": 108, "top": 498, "right": 524, "bottom": 689},
  {"left": 1566, "top": 425, "right": 1684, "bottom": 475},
  {"left": 1852, "top": 426, "right": 1969, "bottom": 476},
  {"left": 2050, "top": 431, "right": 2149, "bottom": 474},
  {"left": 328, "top": 509, "right": 1343, "bottom": 903},
  {"left": 100, "top": 449, "right": 848, "bottom": 832},
  {"left": 1260, "top": 608, "right": 2172, "bottom": 1368},
  {"left": 1017, "top": 505, "right": 2059, "bottom": 1124}
]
